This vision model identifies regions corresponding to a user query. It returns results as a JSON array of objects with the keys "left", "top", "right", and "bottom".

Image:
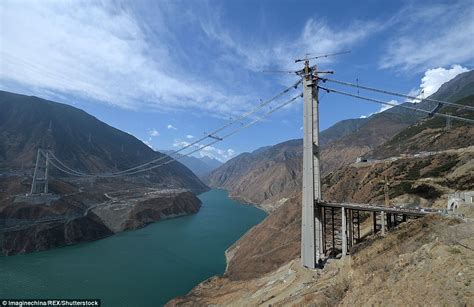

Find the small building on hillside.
[
  {"left": 447, "top": 191, "right": 474, "bottom": 211},
  {"left": 356, "top": 156, "right": 374, "bottom": 163}
]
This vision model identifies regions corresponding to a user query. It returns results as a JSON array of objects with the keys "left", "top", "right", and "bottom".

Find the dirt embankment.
[{"left": 169, "top": 214, "right": 474, "bottom": 306}]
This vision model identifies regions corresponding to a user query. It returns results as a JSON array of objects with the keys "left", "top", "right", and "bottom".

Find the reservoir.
[{"left": 0, "top": 189, "right": 267, "bottom": 306}]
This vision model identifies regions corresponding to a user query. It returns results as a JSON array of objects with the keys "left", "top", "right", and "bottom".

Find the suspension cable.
[
  {"left": 49, "top": 93, "right": 303, "bottom": 177},
  {"left": 319, "top": 77, "right": 474, "bottom": 111},
  {"left": 318, "top": 86, "right": 474, "bottom": 124},
  {"left": 47, "top": 80, "right": 301, "bottom": 177}
]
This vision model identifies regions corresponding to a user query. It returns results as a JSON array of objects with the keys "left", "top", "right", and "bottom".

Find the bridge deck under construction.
[
  {"left": 320, "top": 201, "right": 439, "bottom": 216},
  {"left": 313, "top": 200, "right": 441, "bottom": 261}
]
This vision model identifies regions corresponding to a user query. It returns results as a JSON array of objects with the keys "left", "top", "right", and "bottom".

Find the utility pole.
[{"left": 301, "top": 58, "right": 324, "bottom": 268}]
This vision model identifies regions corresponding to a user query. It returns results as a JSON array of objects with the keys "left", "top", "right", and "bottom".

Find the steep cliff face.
[
  {"left": 110, "top": 191, "right": 201, "bottom": 232},
  {"left": 1, "top": 212, "right": 113, "bottom": 256},
  {"left": 205, "top": 140, "right": 302, "bottom": 212},
  {"left": 0, "top": 189, "right": 202, "bottom": 255}
]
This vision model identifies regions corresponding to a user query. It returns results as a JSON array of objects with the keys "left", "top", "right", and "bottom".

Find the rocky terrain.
[
  {"left": 0, "top": 180, "right": 202, "bottom": 255},
  {"left": 170, "top": 72, "right": 474, "bottom": 305},
  {"left": 204, "top": 140, "right": 302, "bottom": 212},
  {"left": 370, "top": 95, "right": 474, "bottom": 159},
  {"left": 203, "top": 147, "right": 473, "bottom": 284}
]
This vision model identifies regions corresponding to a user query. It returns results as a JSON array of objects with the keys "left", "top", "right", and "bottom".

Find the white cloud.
[
  {"left": 360, "top": 64, "right": 469, "bottom": 117},
  {"left": 403, "top": 65, "right": 469, "bottom": 103},
  {"left": 418, "top": 65, "right": 469, "bottom": 98},
  {"left": 186, "top": 135, "right": 194, "bottom": 139},
  {"left": 172, "top": 139, "right": 236, "bottom": 162},
  {"left": 167, "top": 124, "right": 177, "bottom": 130},
  {"left": 379, "top": 3, "right": 474, "bottom": 71},
  {"left": 0, "top": 1, "right": 256, "bottom": 116},
  {"left": 148, "top": 129, "right": 160, "bottom": 137},
  {"left": 173, "top": 140, "right": 189, "bottom": 148}
]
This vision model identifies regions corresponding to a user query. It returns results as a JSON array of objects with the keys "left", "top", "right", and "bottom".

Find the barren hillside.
[
  {"left": 168, "top": 147, "right": 474, "bottom": 305},
  {"left": 169, "top": 214, "right": 473, "bottom": 306}
]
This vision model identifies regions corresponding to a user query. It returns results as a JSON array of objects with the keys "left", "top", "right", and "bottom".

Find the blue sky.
[{"left": 1, "top": 0, "right": 473, "bottom": 161}]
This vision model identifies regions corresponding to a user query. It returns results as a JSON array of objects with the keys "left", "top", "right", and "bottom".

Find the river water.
[{"left": 0, "top": 189, "right": 266, "bottom": 306}]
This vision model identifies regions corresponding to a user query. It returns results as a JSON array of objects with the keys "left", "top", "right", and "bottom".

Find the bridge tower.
[
  {"left": 30, "top": 149, "right": 50, "bottom": 195},
  {"left": 301, "top": 59, "right": 324, "bottom": 268}
]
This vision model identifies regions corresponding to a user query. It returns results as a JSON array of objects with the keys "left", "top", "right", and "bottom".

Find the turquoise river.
[{"left": 0, "top": 189, "right": 267, "bottom": 306}]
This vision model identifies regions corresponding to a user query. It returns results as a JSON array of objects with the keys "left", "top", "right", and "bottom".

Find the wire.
[
  {"left": 320, "top": 77, "right": 474, "bottom": 111},
  {"left": 48, "top": 93, "right": 303, "bottom": 177},
  {"left": 49, "top": 152, "right": 92, "bottom": 177},
  {"left": 47, "top": 80, "right": 302, "bottom": 177},
  {"left": 318, "top": 86, "right": 474, "bottom": 124}
]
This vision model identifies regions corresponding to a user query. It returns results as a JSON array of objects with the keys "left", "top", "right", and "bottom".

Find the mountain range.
[{"left": 0, "top": 91, "right": 208, "bottom": 193}]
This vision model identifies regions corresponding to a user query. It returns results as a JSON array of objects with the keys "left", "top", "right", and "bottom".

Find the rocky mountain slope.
[
  {"left": 209, "top": 147, "right": 473, "bottom": 282},
  {"left": 206, "top": 71, "right": 474, "bottom": 211},
  {"left": 169, "top": 146, "right": 474, "bottom": 305},
  {"left": 0, "top": 185, "right": 201, "bottom": 255},
  {"left": 370, "top": 94, "right": 474, "bottom": 159},
  {"left": 204, "top": 140, "right": 302, "bottom": 211},
  {"left": 0, "top": 90, "right": 207, "bottom": 193}
]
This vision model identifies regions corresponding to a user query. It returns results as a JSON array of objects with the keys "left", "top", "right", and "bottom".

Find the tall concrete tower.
[{"left": 301, "top": 60, "right": 324, "bottom": 269}]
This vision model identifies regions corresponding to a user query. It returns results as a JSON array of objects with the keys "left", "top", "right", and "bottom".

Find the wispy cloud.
[
  {"left": 200, "top": 14, "right": 377, "bottom": 72},
  {"left": 186, "top": 135, "right": 194, "bottom": 139},
  {"left": 379, "top": 2, "right": 474, "bottom": 72},
  {"left": 0, "top": 1, "right": 256, "bottom": 116},
  {"left": 167, "top": 124, "right": 177, "bottom": 130},
  {"left": 148, "top": 128, "right": 160, "bottom": 137}
]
